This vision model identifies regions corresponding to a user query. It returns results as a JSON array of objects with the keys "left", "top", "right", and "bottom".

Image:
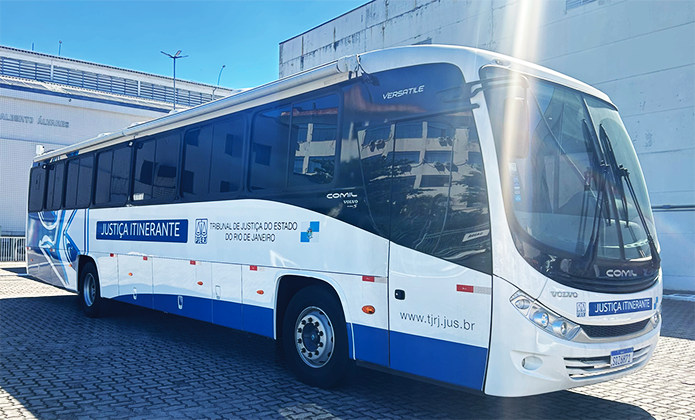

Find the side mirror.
[{"left": 502, "top": 97, "right": 530, "bottom": 159}]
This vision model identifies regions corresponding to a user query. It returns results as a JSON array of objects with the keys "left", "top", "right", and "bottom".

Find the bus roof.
[{"left": 35, "top": 45, "right": 614, "bottom": 163}]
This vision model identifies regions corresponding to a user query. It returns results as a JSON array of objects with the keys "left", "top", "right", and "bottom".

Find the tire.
[
  {"left": 282, "top": 285, "right": 354, "bottom": 388},
  {"left": 79, "top": 262, "right": 105, "bottom": 318}
]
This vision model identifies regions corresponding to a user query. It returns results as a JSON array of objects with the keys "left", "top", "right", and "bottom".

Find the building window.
[{"left": 566, "top": 0, "right": 596, "bottom": 10}]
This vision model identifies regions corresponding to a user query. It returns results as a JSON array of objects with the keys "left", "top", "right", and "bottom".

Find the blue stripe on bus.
[
  {"left": 389, "top": 331, "right": 488, "bottom": 390},
  {"left": 114, "top": 294, "right": 272, "bottom": 337},
  {"left": 241, "top": 304, "right": 274, "bottom": 338},
  {"left": 352, "top": 323, "right": 389, "bottom": 367},
  {"left": 154, "top": 294, "right": 212, "bottom": 323},
  {"left": 114, "top": 293, "right": 154, "bottom": 309},
  {"left": 212, "top": 300, "right": 243, "bottom": 330}
]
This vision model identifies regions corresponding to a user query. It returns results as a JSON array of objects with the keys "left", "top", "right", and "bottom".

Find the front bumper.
[{"left": 484, "top": 277, "right": 660, "bottom": 397}]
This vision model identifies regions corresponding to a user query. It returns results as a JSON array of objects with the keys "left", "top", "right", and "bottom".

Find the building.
[
  {"left": 0, "top": 45, "right": 239, "bottom": 238},
  {"left": 279, "top": 0, "right": 695, "bottom": 291}
]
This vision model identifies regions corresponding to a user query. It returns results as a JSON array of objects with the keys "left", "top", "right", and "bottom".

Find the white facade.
[
  {"left": 0, "top": 46, "right": 239, "bottom": 237},
  {"left": 278, "top": 0, "right": 695, "bottom": 292}
]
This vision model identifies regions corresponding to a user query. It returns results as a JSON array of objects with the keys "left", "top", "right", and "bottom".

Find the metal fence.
[{"left": 0, "top": 237, "right": 26, "bottom": 262}]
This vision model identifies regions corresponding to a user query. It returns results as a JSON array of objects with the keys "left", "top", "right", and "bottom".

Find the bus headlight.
[{"left": 510, "top": 291, "right": 581, "bottom": 340}]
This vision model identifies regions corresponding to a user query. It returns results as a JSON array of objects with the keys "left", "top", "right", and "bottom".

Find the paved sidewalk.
[{"left": 1, "top": 271, "right": 693, "bottom": 419}]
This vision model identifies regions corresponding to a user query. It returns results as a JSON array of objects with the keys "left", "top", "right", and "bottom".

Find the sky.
[{"left": 0, "top": 1, "right": 366, "bottom": 89}]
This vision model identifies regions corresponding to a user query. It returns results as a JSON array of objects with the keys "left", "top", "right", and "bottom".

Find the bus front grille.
[
  {"left": 564, "top": 345, "right": 651, "bottom": 380},
  {"left": 580, "top": 319, "right": 651, "bottom": 338}
]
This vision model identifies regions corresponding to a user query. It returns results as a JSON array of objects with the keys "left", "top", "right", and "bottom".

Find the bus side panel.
[
  {"left": 241, "top": 264, "right": 276, "bottom": 338},
  {"left": 153, "top": 257, "right": 212, "bottom": 323},
  {"left": 94, "top": 252, "right": 119, "bottom": 298},
  {"left": 388, "top": 243, "right": 492, "bottom": 390},
  {"left": 211, "top": 263, "right": 243, "bottom": 330},
  {"left": 116, "top": 254, "right": 153, "bottom": 309},
  {"left": 26, "top": 209, "right": 83, "bottom": 291}
]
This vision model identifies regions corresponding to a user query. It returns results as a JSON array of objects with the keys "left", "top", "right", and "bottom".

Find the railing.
[{"left": 0, "top": 237, "right": 26, "bottom": 262}]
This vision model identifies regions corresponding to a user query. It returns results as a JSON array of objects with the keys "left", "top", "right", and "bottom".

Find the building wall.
[
  {"left": 0, "top": 86, "right": 166, "bottom": 236},
  {"left": 279, "top": 0, "right": 695, "bottom": 291}
]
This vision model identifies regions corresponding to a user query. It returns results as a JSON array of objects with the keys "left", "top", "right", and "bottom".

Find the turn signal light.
[
  {"left": 197, "top": 281, "right": 203, "bottom": 286},
  {"left": 257, "top": 290, "right": 264, "bottom": 295},
  {"left": 362, "top": 305, "right": 375, "bottom": 314}
]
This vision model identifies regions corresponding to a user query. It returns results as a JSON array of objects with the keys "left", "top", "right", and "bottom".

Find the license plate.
[{"left": 610, "top": 347, "right": 634, "bottom": 368}]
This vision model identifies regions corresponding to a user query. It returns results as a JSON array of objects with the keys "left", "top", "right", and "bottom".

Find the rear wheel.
[
  {"left": 282, "top": 286, "right": 354, "bottom": 388},
  {"left": 79, "top": 262, "right": 105, "bottom": 318}
]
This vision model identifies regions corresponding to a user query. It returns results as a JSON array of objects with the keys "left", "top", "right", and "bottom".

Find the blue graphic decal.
[
  {"left": 96, "top": 219, "right": 188, "bottom": 243},
  {"left": 300, "top": 221, "right": 320, "bottom": 243},
  {"left": 589, "top": 298, "right": 653, "bottom": 316}
]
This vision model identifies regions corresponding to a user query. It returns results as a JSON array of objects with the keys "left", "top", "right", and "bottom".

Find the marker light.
[
  {"left": 510, "top": 291, "right": 581, "bottom": 341},
  {"left": 362, "top": 305, "right": 376, "bottom": 314}
]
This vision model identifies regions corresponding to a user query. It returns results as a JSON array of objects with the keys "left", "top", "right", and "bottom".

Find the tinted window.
[
  {"left": 95, "top": 146, "right": 131, "bottom": 206},
  {"left": 110, "top": 146, "right": 131, "bottom": 205},
  {"left": 95, "top": 151, "right": 113, "bottom": 205},
  {"left": 390, "top": 115, "right": 490, "bottom": 273},
  {"left": 289, "top": 96, "right": 338, "bottom": 186},
  {"left": 250, "top": 106, "right": 290, "bottom": 190},
  {"left": 153, "top": 134, "right": 180, "bottom": 200},
  {"left": 182, "top": 126, "right": 213, "bottom": 197},
  {"left": 76, "top": 156, "right": 93, "bottom": 208},
  {"left": 45, "top": 162, "right": 65, "bottom": 210},
  {"left": 28, "top": 166, "right": 46, "bottom": 212},
  {"left": 133, "top": 139, "right": 155, "bottom": 201},
  {"left": 210, "top": 118, "right": 244, "bottom": 194},
  {"left": 64, "top": 155, "right": 94, "bottom": 209}
]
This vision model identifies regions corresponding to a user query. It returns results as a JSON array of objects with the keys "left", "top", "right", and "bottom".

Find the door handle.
[{"left": 395, "top": 289, "right": 405, "bottom": 300}]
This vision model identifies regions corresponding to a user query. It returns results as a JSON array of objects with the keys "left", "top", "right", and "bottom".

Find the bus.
[{"left": 26, "top": 45, "right": 662, "bottom": 397}]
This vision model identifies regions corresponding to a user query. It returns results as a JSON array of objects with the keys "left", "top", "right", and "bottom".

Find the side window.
[
  {"left": 289, "top": 95, "right": 338, "bottom": 186},
  {"left": 65, "top": 155, "right": 94, "bottom": 209},
  {"left": 45, "top": 161, "right": 65, "bottom": 211},
  {"left": 153, "top": 133, "right": 180, "bottom": 200},
  {"left": 133, "top": 133, "right": 180, "bottom": 202},
  {"left": 133, "top": 139, "right": 155, "bottom": 201},
  {"left": 95, "top": 146, "right": 131, "bottom": 206},
  {"left": 28, "top": 166, "right": 46, "bottom": 212},
  {"left": 95, "top": 150, "right": 113, "bottom": 205},
  {"left": 76, "top": 156, "right": 94, "bottom": 208},
  {"left": 390, "top": 114, "right": 490, "bottom": 273},
  {"left": 182, "top": 125, "right": 213, "bottom": 198},
  {"left": 110, "top": 146, "right": 131, "bottom": 205},
  {"left": 250, "top": 106, "right": 291, "bottom": 190},
  {"left": 210, "top": 118, "right": 244, "bottom": 194}
]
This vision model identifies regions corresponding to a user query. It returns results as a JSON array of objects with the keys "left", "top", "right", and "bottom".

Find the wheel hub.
[
  {"left": 83, "top": 273, "right": 96, "bottom": 307},
  {"left": 294, "top": 306, "right": 334, "bottom": 368}
]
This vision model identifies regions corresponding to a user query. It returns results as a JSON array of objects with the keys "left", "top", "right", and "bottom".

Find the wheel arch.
[
  {"left": 274, "top": 273, "right": 353, "bottom": 343},
  {"left": 76, "top": 254, "right": 98, "bottom": 292}
]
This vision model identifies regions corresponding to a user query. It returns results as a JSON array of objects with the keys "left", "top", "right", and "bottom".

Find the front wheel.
[
  {"left": 282, "top": 286, "right": 354, "bottom": 388},
  {"left": 79, "top": 262, "right": 105, "bottom": 318}
]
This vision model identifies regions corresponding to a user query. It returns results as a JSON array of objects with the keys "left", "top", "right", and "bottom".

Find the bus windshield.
[{"left": 481, "top": 67, "right": 659, "bottom": 293}]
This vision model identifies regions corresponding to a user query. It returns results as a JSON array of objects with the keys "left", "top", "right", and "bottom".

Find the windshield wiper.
[
  {"left": 578, "top": 161, "right": 611, "bottom": 275},
  {"left": 599, "top": 125, "right": 661, "bottom": 268}
]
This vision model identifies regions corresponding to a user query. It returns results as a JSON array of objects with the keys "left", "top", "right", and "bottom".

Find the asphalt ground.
[{"left": 1, "top": 263, "right": 693, "bottom": 419}]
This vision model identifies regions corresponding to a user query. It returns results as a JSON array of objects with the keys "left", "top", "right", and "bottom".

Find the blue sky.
[{"left": 0, "top": 1, "right": 365, "bottom": 89}]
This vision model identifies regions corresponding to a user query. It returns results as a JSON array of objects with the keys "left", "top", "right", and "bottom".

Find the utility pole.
[
  {"left": 161, "top": 50, "right": 188, "bottom": 110},
  {"left": 212, "top": 64, "right": 226, "bottom": 99}
]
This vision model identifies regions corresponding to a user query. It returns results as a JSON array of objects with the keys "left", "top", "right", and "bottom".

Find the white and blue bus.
[{"left": 26, "top": 46, "right": 662, "bottom": 397}]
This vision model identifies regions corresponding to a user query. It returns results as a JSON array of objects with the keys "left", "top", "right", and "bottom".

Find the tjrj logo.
[
  {"left": 576, "top": 302, "right": 587, "bottom": 317},
  {"left": 300, "top": 221, "right": 320, "bottom": 243},
  {"left": 195, "top": 218, "right": 208, "bottom": 244}
]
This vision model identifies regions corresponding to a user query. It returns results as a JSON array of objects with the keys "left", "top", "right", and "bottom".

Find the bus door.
[{"left": 386, "top": 117, "right": 493, "bottom": 391}]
